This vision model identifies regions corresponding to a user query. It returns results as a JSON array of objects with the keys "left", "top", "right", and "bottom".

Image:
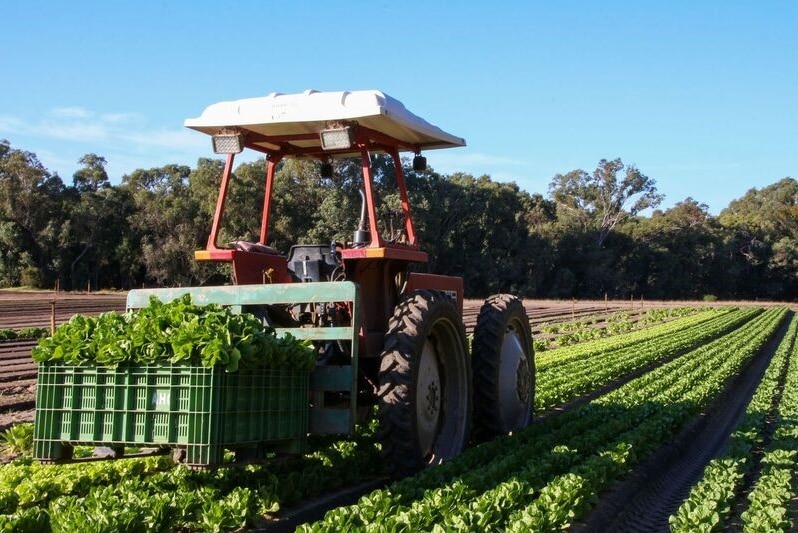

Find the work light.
[
  {"left": 212, "top": 132, "right": 245, "bottom": 154},
  {"left": 320, "top": 126, "right": 354, "bottom": 150}
]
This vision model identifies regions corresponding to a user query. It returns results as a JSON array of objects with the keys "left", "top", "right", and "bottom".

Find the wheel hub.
[
  {"left": 416, "top": 340, "right": 442, "bottom": 457},
  {"left": 498, "top": 324, "right": 531, "bottom": 429},
  {"left": 426, "top": 381, "right": 440, "bottom": 418}
]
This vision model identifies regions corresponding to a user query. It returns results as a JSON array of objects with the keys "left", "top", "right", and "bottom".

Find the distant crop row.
[
  {"left": 536, "top": 307, "right": 758, "bottom": 410},
  {"left": 671, "top": 312, "right": 798, "bottom": 531},
  {"left": 301, "top": 308, "right": 786, "bottom": 531},
  {"left": 0, "top": 327, "right": 49, "bottom": 342},
  {"left": 535, "top": 306, "right": 702, "bottom": 350}
]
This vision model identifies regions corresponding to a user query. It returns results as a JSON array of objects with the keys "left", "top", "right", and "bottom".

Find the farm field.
[
  {"left": 0, "top": 291, "right": 690, "bottom": 427},
  {"left": 0, "top": 293, "right": 796, "bottom": 530}
]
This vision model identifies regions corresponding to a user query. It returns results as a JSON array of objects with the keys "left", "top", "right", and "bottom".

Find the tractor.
[{"left": 142, "top": 89, "right": 534, "bottom": 477}]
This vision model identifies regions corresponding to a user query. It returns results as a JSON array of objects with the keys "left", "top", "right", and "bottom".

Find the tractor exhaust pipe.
[{"left": 353, "top": 189, "right": 370, "bottom": 246}]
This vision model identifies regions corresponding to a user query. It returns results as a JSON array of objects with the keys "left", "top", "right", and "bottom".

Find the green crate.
[{"left": 34, "top": 363, "right": 308, "bottom": 467}]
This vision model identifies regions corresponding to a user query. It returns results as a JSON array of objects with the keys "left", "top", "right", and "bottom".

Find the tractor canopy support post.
[
  {"left": 206, "top": 153, "right": 236, "bottom": 250},
  {"left": 389, "top": 147, "right": 417, "bottom": 246},
  {"left": 360, "top": 146, "right": 384, "bottom": 247},
  {"left": 259, "top": 155, "right": 282, "bottom": 245}
]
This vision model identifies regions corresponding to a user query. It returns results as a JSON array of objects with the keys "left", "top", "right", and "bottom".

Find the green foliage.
[
  {"left": 16, "top": 327, "right": 48, "bottom": 340},
  {"left": 72, "top": 154, "right": 110, "bottom": 193},
  {"left": 670, "top": 313, "right": 798, "bottom": 531},
  {"left": 538, "top": 307, "right": 703, "bottom": 350},
  {"left": 0, "top": 424, "right": 381, "bottom": 531},
  {"left": 0, "top": 423, "right": 34, "bottom": 457},
  {"left": 0, "top": 141, "right": 65, "bottom": 290},
  {"left": 535, "top": 308, "right": 756, "bottom": 411},
  {"left": 19, "top": 266, "right": 44, "bottom": 289},
  {"left": 0, "top": 139, "right": 796, "bottom": 299},
  {"left": 0, "top": 309, "right": 791, "bottom": 532},
  {"left": 31, "top": 294, "right": 316, "bottom": 371},
  {"left": 0, "top": 327, "right": 50, "bottom": 341},
  {"left": 533, "top": 338, "right": 550, "bottom": 352},
  {"left": 549, "top": 158, "right": 663, "bottom": 246},
  {"left": 300, "top": 307, "right": 784, "bottom": 531}
]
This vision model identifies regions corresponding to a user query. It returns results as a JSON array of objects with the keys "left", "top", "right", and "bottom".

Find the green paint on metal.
[
  {"left": 34, "top": 364, "right": 309, "bottom": 466},
  {"left": 126, "top": 282, "right": 359, "bottom": 309},
  {"left": 278, "top": 327, "right": 352, "bottom": 341},
  {"left": 310, "top": 365, "right": 353, "bottom": 392},
  {"left": 125, "top": 282, "right": 361, "bottom": 437}
]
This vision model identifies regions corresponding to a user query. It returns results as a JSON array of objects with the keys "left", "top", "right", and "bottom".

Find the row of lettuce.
[
  {"left": 0, "top": 327, "right": 49, "bottom": 342},
  {"left": 536, "top": 306, "right": 702, "bottom": 350},
  {"left": 0, "top": 429, "right": 381, "bottom": 532},
  {"left": 534, "top": 306, "right": 756, "bottom": 410},
  {"left": 0, "top": 305, "right": 790, "bottom": 530},
  {"left": 670, "top": 311, "right": 798, "bottom": 531},
  {"left": 298, "top": 307, "right": 786, "bottom": 531}
]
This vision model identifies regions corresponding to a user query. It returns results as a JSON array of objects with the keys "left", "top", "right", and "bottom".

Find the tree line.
[{"left": 1, "top": 138, "right": 796, "bottom": 300}]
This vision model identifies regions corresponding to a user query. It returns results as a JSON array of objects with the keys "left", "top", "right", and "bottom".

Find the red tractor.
[{"left": 182, "top": 89, "right": 534, "bottom": 477}]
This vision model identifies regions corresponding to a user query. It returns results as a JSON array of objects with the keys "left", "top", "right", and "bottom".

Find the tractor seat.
[{"left": 232, "top": 241, "right": 280, "bottom": 255}]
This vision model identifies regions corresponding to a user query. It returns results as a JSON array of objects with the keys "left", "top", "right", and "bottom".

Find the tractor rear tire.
[
  {"left": 471, "top": 294, "right": 535, "bottom": 442},
  {"left": 378, "top": 290, "right": 472, "bottom": 479}
]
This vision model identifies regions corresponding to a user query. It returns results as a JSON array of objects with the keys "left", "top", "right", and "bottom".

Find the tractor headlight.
[
  {"left": 212, "top": 132, "right": 245, "bottom": 154},
  {"left": 320, "top": 126, "right": 354, "bottom": 150}
]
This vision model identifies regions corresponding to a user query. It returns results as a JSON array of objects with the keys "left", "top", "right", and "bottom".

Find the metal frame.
[
  {"left": 193, "top": 109, "right": 464, "bottom": 371},
  {"left": 126, "top": 282, "right": 361, "bottom": 435},
  {"left": 201, "top": 126, "right": 422, "bottom": 253}
]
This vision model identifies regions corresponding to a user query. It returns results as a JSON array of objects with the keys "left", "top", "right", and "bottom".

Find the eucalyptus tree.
[
  {"left": 72, "top": 153, "right": 110, "bottom": 192},
  {"left": 616, "top": 198, "right": 721, "bottom": 299},
  {"left": 549, "top": 158, "right": 663, "bottom": 246},
  {"left": 719, "top": 177, "right": 798, "bottom": 298},
  {"left": 0, "top": 140, "right": 66, "bottom": 287},
  {"left": 56, "top": 154, "right": 137, "bottom": 290},
  {"left": 406, "top": 169, "right": 543, "bottom": 297},
  {"left": 122, "top": 164, "right": 207, "bottom": 286}
]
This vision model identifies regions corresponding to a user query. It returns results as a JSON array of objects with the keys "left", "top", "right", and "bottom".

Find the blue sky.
[{"left": 1, "top": 1, "right": 795, "bottom": 214}]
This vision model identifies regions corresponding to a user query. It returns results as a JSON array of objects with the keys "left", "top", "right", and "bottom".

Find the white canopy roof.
[{"left": 184, "top": 89, "right": 466, "bottom": 155}]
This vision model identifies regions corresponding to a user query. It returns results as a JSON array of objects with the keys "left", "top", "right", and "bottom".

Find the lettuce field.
[{"left": 0, "top": 298, "right": 797, "bottom": 531}]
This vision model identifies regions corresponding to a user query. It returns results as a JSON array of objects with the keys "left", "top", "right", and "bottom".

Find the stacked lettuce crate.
[{"left": 33, "top": 294, "right": 313, "bottom": 467}]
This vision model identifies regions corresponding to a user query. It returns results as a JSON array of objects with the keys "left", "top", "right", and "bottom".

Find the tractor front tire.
[
  {"left": 472, "top": 294, "right": 535, "bottom": 442},
  {"left": 378, "top": 290, "right": 472, "bottom": 479}
]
